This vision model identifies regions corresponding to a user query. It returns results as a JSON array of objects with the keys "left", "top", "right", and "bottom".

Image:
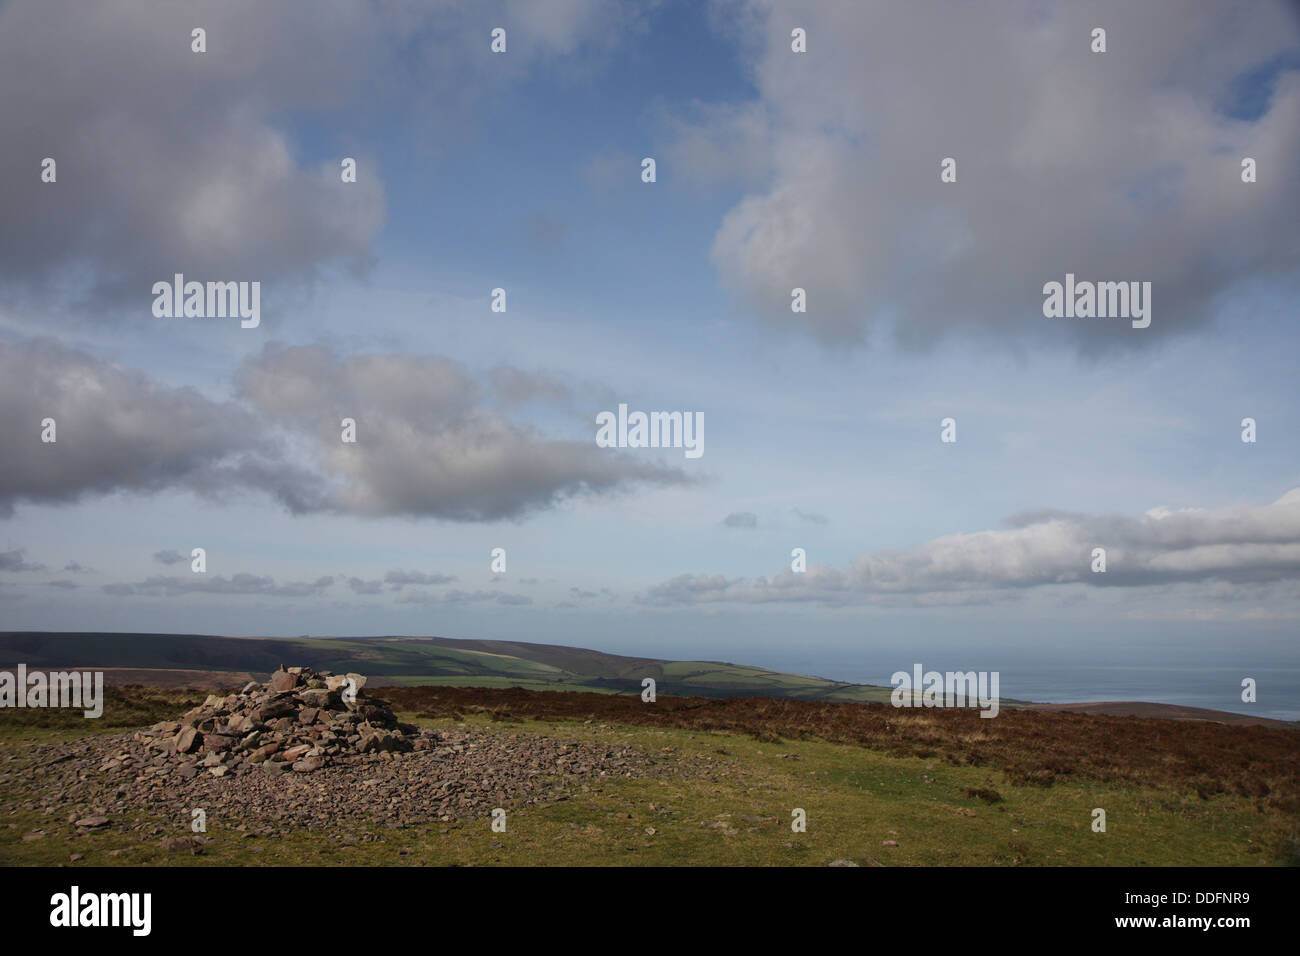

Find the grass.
[{"left": 1, "top": 689, "right": 1293, "bottom": 866}]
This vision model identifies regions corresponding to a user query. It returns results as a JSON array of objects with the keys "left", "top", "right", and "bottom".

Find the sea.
[{"left": 736, "top": 649, "right": 1300, "bottom": 723}]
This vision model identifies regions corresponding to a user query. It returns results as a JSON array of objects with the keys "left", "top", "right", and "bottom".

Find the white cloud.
[
  {"left": 0, "top": 0, "right": 656, "bottom": 306},
  {"left": 679, "top": 0, "right": 1300, "bottom": 350},
  {"left": 0, "top": 338, "right": 692, "bottom": 521},
  {"left": 643, "top": 488, "right": 1300, "bottom": 607}
]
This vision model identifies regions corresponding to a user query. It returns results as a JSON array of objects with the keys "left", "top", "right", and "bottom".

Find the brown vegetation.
[{"left": 382, "top": 685, "right": 1300, "bottom": 812}]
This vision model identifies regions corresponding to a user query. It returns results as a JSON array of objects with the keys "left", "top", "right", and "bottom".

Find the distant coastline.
[{"left": 1, "top": 631, "right": 1294, "bottom": 728}]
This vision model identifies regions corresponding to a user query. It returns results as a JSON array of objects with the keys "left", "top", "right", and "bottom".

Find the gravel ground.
[{"left": 5, "top": 724, "right": 687, "bottom": 842}]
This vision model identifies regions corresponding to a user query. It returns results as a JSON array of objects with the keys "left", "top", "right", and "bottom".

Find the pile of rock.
[
  {"left": 139, "top": 665, "right": 432, "bottom": 777},
  {"left": 10, "top": 672, "right": 692, "bottom": 836}
]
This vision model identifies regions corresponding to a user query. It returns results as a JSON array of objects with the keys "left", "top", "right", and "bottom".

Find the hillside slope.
[{"left": 0, "top": 632, "right": 894, "bottom": 702}]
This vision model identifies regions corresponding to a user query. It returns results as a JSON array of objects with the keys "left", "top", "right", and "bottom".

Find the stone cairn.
[{"left": 139, "top": 665, "right": 433, "bottom": 777}]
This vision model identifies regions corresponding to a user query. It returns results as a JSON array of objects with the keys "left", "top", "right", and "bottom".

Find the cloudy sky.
[{"left": 1, "top": 0, "right": 1298, "bottom": 700}]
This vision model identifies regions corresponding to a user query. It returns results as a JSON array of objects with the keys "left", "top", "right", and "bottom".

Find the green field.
[
  {"left": 0, "top": 631, "right": 941, "bottom": 702},
  {"left": 0, "top": 692, "right": 1288, "bottom": 867}
]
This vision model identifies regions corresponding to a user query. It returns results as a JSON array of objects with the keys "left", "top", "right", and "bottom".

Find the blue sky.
[{"left": 1, "top": 0, "right": 1298, "bottom": 711}]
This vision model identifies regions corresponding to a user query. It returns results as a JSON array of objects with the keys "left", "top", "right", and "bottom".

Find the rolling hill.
[{"left": 0, "top": 631, "right": 899, "bottom": 702}]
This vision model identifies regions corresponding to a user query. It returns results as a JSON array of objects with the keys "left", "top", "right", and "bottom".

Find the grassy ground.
[{"left": 1, "top": 690, "right": 1291, "bottom": 866}]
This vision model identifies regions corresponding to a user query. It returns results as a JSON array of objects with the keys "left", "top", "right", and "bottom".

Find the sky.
[{"left": 1, "top": 0, "right": 1298, "bottom": 708}]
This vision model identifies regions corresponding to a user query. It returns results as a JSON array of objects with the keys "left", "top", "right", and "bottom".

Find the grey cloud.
[
  {"left": 642, "top": 573, "right": 745, "bottom": 606},
  {"left": 1002, "top": 508, "right": 1088, "bottom": 529},
  {"left": 489, "top": 366, "right": 619, "bottom": 421},
  {"left": 384, "top": 569, "right": 458, "bottom": 590},
  {"left": 0, "top": 337, "right": 688, "bottom": 521},
  {"left": 656, "top": 100, "right": 773, "bottom": 189},
  {"left": 153, "top": 549, "right": 187, "bottom": 566},
  {"left": 643, "top": 488, "right": 1300, "bottom": 606},
  {"left": 686, "top": 0, "right": 1300, "bottom": 352},
  {"left": 46, "top": 580, "right": 78, "bottom": 590},
  {"left": 0, "top": 338, "right": 281, "bottom": 517},
  {"left": 103, "top": 573, "right": 336, "bottom": 598},
  {"left": 234, "top": 344, "right": 481, "bottom": 426},
  {"left": 723, "top": 511, "right": 758, "bottom": 528},
  {"left": 0, "top": 1, "right": 654, "bottom": 312},
  {"left": 0, "top": 549, "right": 46, "bottom": 572},
  {"left": 62, "top": 561, "right": 93, "bottom": 573},
  {"left": 0, "top": 1, "right": 385, "bottom": 308},
  {"left": 235, "top": 343, "right": 692, "bottom": 521},
  {"left": 566, "top": 586, "right": 617, "bottom": 602},
  {"left": 347, "top": 577, "right": 384, "bottom": 595},
  {"left": 488, "top": 366, "right": 574, "bottom": 409},
  {"left": 396, "top": 589, "right": 533, "bottom": 607},
  {"left": 179, "top": 455, "right": 332, "bottom": 516}
]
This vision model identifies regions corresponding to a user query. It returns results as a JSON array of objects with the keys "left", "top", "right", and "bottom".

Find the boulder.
[
  {"left": 269, "top": 670, "right": 300, "bottom": 694},
  {"left": 256, "top": 699, "right": 296, "bottom": 722}
]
